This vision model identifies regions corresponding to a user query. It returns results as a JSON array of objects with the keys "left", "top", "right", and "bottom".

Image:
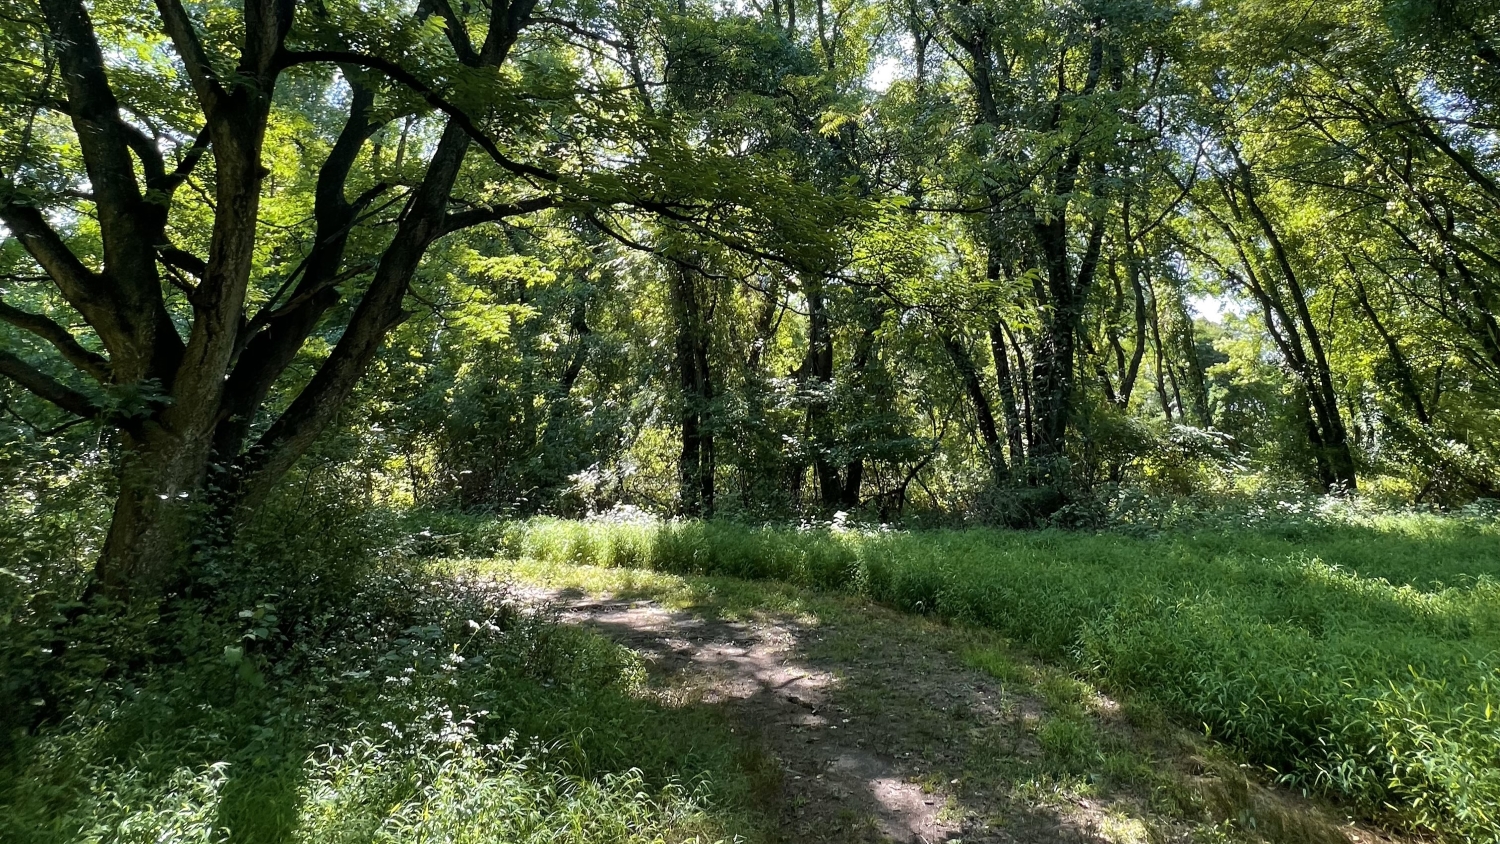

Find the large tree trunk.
[
  {"left": 98, "top": 431, "right": 211, "bottom": 599},
  {"left": 1027, "top": 212, "right": 1106, "bottom": 486},
  {"left": 958, "top": 26, "right": 1110, "bottom": 495},
  {"left": 795, "top": 279, "right": 884, "bottom": 512},
  {"left": 1147, "top": 285, "right": 1174, "bottom": 422},
  {"left": 0, "top": 0, "right": 544, "bottom": 604},
  {"left": 24, "top": 0, "right": 288, "bottom": 601}
]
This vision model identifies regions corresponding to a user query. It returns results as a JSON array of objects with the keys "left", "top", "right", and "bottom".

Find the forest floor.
[{"left": 492, "top": 558, "right": 1409, "bottom": 844}]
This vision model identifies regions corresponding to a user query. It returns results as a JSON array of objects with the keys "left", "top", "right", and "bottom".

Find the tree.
[{"left": 0, "top": 0, "right": 837, "bottom": 601}]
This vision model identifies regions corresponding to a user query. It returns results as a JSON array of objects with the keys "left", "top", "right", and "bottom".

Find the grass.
[
  {"left": 6, "top": 499, "right": 1495, "bottom": 842},
  {"left": 483, "top": 554, "right": 1351, "bottom": 843},
  {"left": 458, "top": 511, "right": 1500, "bottom": 841},
  {"left": 0, "top": 559, "right": 771, "bottom": 844}
]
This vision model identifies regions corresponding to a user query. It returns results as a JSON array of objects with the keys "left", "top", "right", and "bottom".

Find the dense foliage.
[
  {"left": 3, "top": 0, "right": 1498, "bottom": 562},
  {"left": 1, "top": 0, "right": 1498, "bottom": 838}
]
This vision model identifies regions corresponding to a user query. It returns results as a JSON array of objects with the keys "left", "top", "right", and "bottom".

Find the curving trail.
[
  {"left": 544, "top": 591, "right": 964, "bottom": 842},
  {"left": 517, "top": 580, "right": 1400, "bottom": 844}
]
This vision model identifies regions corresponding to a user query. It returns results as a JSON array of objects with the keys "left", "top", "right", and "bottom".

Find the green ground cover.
[
  {"left": 0, "top": 553, "right": 768, "bottom": 844},
  {"left": 469, "top": 512, "right": 1500, "bottom": 840},
  {"left": 6, "top": 505, "right": 1497, "bottom": 842}
]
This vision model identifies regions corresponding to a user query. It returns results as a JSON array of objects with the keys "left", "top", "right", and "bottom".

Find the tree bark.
[
  {"left": 1351, "top": 272, "right": 1430, "bottom": 425},
  {"left": 1231, "top": 155, "right": 1357, "bottom": 491},
  {"left": 672, "top": 263, "right": 715, "bottom": 517},
  {"left": 838, "top": 307, "right": 884, "bottom": 509},
  {"left": 944, "top": 331, "right": 1007, "bottom": 483},
  {"left": 988, "top": 322, "right": 1026, "bottom": 468},
  {"left": 1116, "top": 201, "right": 1149, "bottom": 407},
  {"left": 801, "top": 273, "right": 843, "bottom": 509}
]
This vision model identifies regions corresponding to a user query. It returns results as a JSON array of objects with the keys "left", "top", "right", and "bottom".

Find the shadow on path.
[{"left": 527, "top": 587, "right": 1145, "bottom": 844}]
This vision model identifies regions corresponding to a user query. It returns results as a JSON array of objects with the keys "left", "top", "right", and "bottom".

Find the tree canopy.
[{"left": 1, "top": 0, "right": 1498, "bottom": 601}]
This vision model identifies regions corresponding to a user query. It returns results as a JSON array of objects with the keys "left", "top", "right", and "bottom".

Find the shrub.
[{"left": 0, "top": 474, "right": 760, "bottom": 844}]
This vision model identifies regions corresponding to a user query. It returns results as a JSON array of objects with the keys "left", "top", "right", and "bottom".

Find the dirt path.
[
  {"left": 518, "top": 582, "right": 1396, "bottom": 844},
  {"left": 537, "top": 590, "right": 969, "bottom": 842}
]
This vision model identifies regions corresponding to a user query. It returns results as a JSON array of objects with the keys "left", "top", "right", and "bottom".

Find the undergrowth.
[
  {"left": 461, "top": 510, "right": 1500, "bottom": 841},
  {"left": 0, "top": 475, "right": 763, "bottom": 844}
]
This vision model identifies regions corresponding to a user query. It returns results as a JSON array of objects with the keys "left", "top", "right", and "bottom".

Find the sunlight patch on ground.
[{"left": 486, "top": 556, "right": 1392, "bottom": 844}]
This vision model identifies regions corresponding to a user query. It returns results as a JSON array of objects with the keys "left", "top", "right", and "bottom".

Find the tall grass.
[{"left": 496, "top": 513, "right": 1500, "bottom": 840}]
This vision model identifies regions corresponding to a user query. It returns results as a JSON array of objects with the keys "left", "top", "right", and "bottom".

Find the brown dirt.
[{"left": 520, "top": 585, "right": 1410, "bottom": 844}]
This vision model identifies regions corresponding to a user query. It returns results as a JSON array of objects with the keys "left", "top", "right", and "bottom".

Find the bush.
[
  {"left": 0, "top": 473, "right": 761, "bottom": 844},
  {"left": 0, "top": 440, "right": 112, "bottom": 744}
]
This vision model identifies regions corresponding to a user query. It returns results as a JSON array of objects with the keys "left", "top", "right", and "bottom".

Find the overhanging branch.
[
  {"left": 0, "top": 348, "right": 99, "bottom": 417},
  {"left": 0, "top": 299, "right": 111, "bottom": 381},
  {"left": 278, "top": 49, "right": 562, "bottom": 186},
  {"left": 153, "top": 0, "right": 223, "bottom": 113},
  {"left": 441, "top": 196, "right": 558, "bottom": 234},
  {"left": 0, "top": 198, "right": 135, "bottom": 351}
]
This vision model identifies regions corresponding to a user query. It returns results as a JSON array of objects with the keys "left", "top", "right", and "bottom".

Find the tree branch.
[
  {"left": 39, "top": 0, "right": 178, "bottom": 380},
  {"left": 0, "top": 198, "right": 133, "bottom": 350},
  {"left": 0, "top": 299, "right": 111, "bottom": 381},
  {"left": 0, "top": 348, "right": 98, "bottom": 417},
  {"left": 441, "top": 196, "right": 557, "bottom": 234},
  {"left": 154, "top": 126, "right": 212, "bottom": 196},
  {"left": 420, "top": 0, "right": 479, "bottom": 65},
  {"left": 153, "top": 0, "right": 223, "bottom": 112},
  {"left": 113, "top": 113, "right": 168, "bottom": 184},
  {"left": 277, "top": 49, "right": 562, "bottom": 186},
  {"left": 529, "top": 15, "right": 630, "bottom": 51},
  {"left": 157, "top": 245, "right": 207, "bottom": 278}
]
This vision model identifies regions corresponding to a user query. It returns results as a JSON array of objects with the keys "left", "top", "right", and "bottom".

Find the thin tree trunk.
[
  {"left": 945, "top": 332, "right": 1007, "bottom": 483},
  {"left": 538, "top": 297, "right": 592, "bottom": 460},
  {"left": 801, "top": 273, "right": 842, "bottom": 509},
  {"left": 839, "top": 307, "right": 883, "bottom": 508},
  {"left": 672, "top": 263, "right": 714, "bottom": 517},
  {"left": 1201, "top": 161, "right": 1357, "bottom": 491},
  {"left": 1351, "top": 271, "right": 1430, "bottom": 425},
  {"left": 989, "top": 322, "right": 1026, "bottom": 468},
  {"left": 1170, "top": 290, "right": 1213, "bottom": 427},
  {"left": 1117, "top": 205, "right": 1148, "bottom": 407},
  {"left": 1148, "top": 284, "right": 1173, "bottom": 422},
  {"left": 1231, "top": 154, "right": 1357, "bottom": 490},
  {"left": 1005, "top": 321, "right": 1036, "bottom": 453}
]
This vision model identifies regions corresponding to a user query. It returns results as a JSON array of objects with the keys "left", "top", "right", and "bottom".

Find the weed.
[
  {"left": 960, "top": 645, "right": 1031, "bottom": 685},
  {"left": 0, "top": 510, "right": 769, "bottom": 844},
  {"left": 1038, "top": 716, "right": 1101, "bottom": 774}
]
